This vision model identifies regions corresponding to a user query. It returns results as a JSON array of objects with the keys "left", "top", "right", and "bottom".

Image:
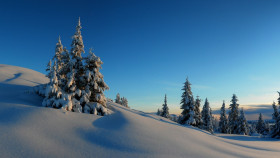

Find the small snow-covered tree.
[
  {"left": 46, "top": 60, "right": 52, "bottom": 78},
  {"left": 271, "top": 101, "right": 280, "bottom": 138},
  {"left": 59, "top": 48, "right": 71, "bottom": 89},
  {"left": 121, "top": 97, "right": 128, "bottom": 107},
  {"left": 179, "top": 78, "right": 196, "bottom": 126},
  {"left": 161, "top": 94, "right": 169, "bottom": 118},
  {"left": 201, "top": 98, "right": 213, "bottom": 133},
  {"left": 53, "top": 36, "right": 64, "bottom": 72},
  {"left": 157, "top": 108, "right": 161, "bottom": 116},
  {"left": 209, "top": 108, "right": 216, "bottom": 131},
  {"left": 42, "top": 61, "right": 62, "bottom": 108},
  {"left": 228, "top": 94, "right": 239, "bottom": 134},
  {"left": 219, "top": 101, "right": 228, "bottom": 133},
  {"left": 115, "top": 93, "right": 121, "bottom": 104},
  {"left": 194, "top": 96, "right": 202, "bottom": 127},
  {"left": 256, "top": 113, "right": 266, "bottom": 135},
  {"left": 238, "top": 108, "right": 249, "bottom": 135}
]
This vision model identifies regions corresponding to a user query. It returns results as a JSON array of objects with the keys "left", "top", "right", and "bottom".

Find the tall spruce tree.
[
  {"left": 161, "top": 94, "right": 169, "bottom": 118},
  {"left": 228, "top": 94, "right": 239, "bottom": 134},
  {"left": 210, "top": 107, "right": 216, "bottom": 131},
  {"left": 271, "top": 100, "right": 280, "bottom": 138},
  {"left": 194, "top": 96, "right": 202, "bottom": 127},
  {"left": 61, "top": 18, "right": 86, "bottom": 112},
  {"left": 256, "top": 113, "right": 266, "bottom": 135},
  {"left": 201, "top": 98, "right": 213, "bottom": 133},
  {"left": 70, "top": 17, "right": 86, "bottom": 99},
  {"left": 219, "top": 100, "right": 228, "bottom": 133},
  {"left": 238, "top": 108, "right": 249, "bottom": 135},
  {"left": 179, "top": 78, "right": 196, "bottom": 125}
]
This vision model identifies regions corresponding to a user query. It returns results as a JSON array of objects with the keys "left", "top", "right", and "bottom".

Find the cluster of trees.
[
  {"left": 115, "top": 93, "right": 129, "bottom": 108},
  {"left": 36, "top": 18, "right": 109, "bottom": 115},
  {"left": 156, "top": 77, "right": 280, "bottom": 138},
  {"left": 219, "top": 92, "right": 280, "bottom": 138},
  {"left": 218, "top": 95, "right": 250, "bottom": 135},
  {"left": 177, "top": 78, "right": 216, "bottom": 133},
  {"left": 156, "top": 78, "right": 248, "bottom": 134}
]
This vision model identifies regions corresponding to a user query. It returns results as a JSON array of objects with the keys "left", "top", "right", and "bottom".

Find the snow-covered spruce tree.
[
  {"left": 115, "top": 93, "right": 121, "bottom": 104},
  {"left": 219, "top": 101, "right": 228, "bottom": 133},
  {"left": 53, "top": 36, "right": 64, "bottom": 72},
  {"left": 256, "top": 113, "right": 266, "bottom": 135},
  {"left": 46, "top": 59, "right": 52, "bottom": 78},
  {"left": 60, "top": 18, "right": 86, "bottom": 112},
  {"left": 201, "top": 98, "right": 208, "bottom": 124},
  {"left": 238, "top": 108, "right": 249, "bottom": 135},
  {"left": 123, "top": 98, "right": 128, "bottom": 107},
  {"left": 271, "top": 101, "right": 280, "bottom": 138},
  {"left": 82, "top": 50, "right": 109, "bottom": 115},
  {"left": 58, "top": 48, "right": 70, "bottom": 89},
  {"left": 228, "top": 94, "right": 240, "bottom": 134},
  {"left": 178, "top": 78, "right": 196, "bottom": 126},
  {"left": 194, "top": 96, "right": 202, "bottom": 127},
  {"left": 157, "top": 108, "right": 162, "bottom": 116},
  {"left": 161, "top": 94, "right": 170, "bottom": 118},
  {"left": 60, "top": 61, "right": 82, "bottom": 112},
  {"left": 70, "top": 18, "right": 86, "bottom": 109},
  {"left": 42, "top": 61, "right": 63, "bottom": 108},
  {"left": 201, "top": 98, "right": 213, "bottom": 133},
  {"left": 209, "top": 107, "right": 217, "bottom": 131}
]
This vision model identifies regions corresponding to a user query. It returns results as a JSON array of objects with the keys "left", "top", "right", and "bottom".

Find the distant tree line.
[{"left": 155, "top": 77, "right": 280, "bottom": 138}]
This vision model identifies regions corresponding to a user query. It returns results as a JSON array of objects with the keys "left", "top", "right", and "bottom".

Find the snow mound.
[
  {"left": 0, "top": 64, "right": 49, "bottom": 86},
  {"left": 0, "top": 65, "right": 279, "bottom": 158}
]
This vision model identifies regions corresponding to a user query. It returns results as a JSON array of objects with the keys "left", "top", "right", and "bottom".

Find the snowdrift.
[{"left": 0, "top": 64, "right": 279, "bottom": 158}]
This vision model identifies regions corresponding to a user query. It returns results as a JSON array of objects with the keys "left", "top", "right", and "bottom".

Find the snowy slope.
[{"left": 0, "top": 64, "right": 279, "bottom": 158}]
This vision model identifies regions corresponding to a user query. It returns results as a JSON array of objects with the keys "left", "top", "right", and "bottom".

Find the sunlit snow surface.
[{"left": 0, "top": 64, "right": 279, "bottom": 158}]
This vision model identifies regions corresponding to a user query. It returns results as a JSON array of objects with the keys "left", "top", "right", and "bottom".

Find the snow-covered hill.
[{"left": 0, "top": 64, "right": 279, "bottom": 158}]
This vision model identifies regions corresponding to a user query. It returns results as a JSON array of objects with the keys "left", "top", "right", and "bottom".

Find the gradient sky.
[{"left": 1, "top": 0, "right": 280, "bottom": 114}]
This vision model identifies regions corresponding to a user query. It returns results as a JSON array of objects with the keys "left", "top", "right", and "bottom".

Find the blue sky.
[{"left": 1, "top": 0, "right": 280, "bottom": 114}]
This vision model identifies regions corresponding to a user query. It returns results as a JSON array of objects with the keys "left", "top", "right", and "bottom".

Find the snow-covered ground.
[{"left": 0, "top": 64, "right": 279, "bottom": 158}]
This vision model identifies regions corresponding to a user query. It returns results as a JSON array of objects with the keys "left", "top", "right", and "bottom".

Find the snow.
[{"left": 0, "top": 64, "right": 280, "bottom": 158}]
